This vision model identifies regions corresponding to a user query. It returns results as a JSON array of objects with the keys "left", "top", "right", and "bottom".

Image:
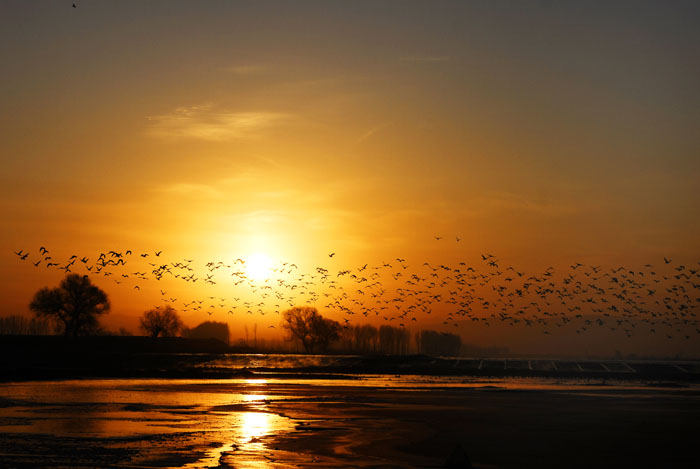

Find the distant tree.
[
  {"left": 29, "top": 274, "right": 110, "bottom": 337},
  {"left": 338, "top": 324, "right": 355, "bottom": 350},
  {"left": 139, "top": 305, "right": 183, "bottom": 338},
  {"left": 281, "top": 306, "right": 341, "bottom": 353},
  {"left": 182, "top": 320, "right": 230, "bottom": 344},
  {"left": 379, "top": 325, "right": 410, "bottom": 355},
  {"left": 419, "top": 330, "right": 461, "bottom": 356},
  {"left": 0, "top": 315, "right": 52, "bottom": 335},
  {"left": 354, "top": 324, "right": 378, "bottom": 353}
]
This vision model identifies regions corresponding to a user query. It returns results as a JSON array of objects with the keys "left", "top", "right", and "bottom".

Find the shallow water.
[
  {"left": 194, "top": 353, "right": 700, "bottom": 373},
  {"left": 0, "top": 378, "right": 301, "bottom": 467},
  {"left": 1, "top": 374, "right": 698, "bottom": 468}
]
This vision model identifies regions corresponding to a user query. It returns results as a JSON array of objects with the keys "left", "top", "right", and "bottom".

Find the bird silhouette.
[{"left": 10, "top": 244, "right": 699, "bottom": 344}]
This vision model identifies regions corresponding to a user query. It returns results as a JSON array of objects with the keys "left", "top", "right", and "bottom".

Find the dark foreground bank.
[{"left": 1, "top": 335, "right": 699, "bottom": 382}]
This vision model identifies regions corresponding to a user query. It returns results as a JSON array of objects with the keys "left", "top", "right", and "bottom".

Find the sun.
[{"left": 245, "top": 252, "right": 273, "bottom": 281}]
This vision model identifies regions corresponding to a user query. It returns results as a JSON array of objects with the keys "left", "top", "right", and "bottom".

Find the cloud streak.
[
  {"left": 357, "top": 122, "right": 393, "bottom": 144},
  {"left": 154, "top": 182, "right": 223, "bottom": 199},
  {"left": 399, "top": 56, "right": 451, "bottom": 63},
  {"left": 146, "top": 104, "right": 292, "bottom": 141},
  {"left": 223, "top": 65, "right": 266, "bottom": 75}
]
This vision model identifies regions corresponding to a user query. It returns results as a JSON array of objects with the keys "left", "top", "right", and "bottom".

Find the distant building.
[{"left": 182, "top": 321, "right": 230, "bottom": 345}]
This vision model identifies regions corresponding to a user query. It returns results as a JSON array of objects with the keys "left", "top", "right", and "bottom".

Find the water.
[
  {"left": 1, "top": 357, "right": 699, "bottom": 467},
  {"left": 0, "top": 378, "right": 302, "bottom": 468}
]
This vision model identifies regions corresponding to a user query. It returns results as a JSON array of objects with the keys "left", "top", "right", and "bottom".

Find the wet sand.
[{"left": 0, "top": 378, "right": 698, "bottom": 468}]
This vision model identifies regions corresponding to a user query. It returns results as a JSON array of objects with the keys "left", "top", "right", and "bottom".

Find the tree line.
[
  {"left": 0, "top": 315, "right": 53, "bottom": 335},
  {"left": 11, "top": 274, "right": 465, "bottom": 356},
  {"left": 338, "top": 322, "right": 461, "bottom": 355},
  {"left": 281, "top": 306, "right": 462, "bottom": 355}
]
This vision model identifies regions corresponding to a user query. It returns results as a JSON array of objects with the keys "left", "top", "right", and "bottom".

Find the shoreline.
[
  {"left": 2, "top": 334, "right": 699, "bottom": 383},
  {"left": 1, "top": 378, "right": 698, "bottom": 468}
]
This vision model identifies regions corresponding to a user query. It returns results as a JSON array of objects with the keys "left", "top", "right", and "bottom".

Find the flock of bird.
[{"left": 12, "top": 242, "right": 700, "bottom": 341}]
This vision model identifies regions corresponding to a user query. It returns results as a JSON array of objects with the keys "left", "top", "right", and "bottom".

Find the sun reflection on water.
[
  {"left": 239, "top": 393, "right": 272, "bottom": 446},
  {"left": 242, "top": 392, "right": 268, "bottom": 402},
  {"left": 240, "top": 411, "right": 272, "bottom": 443},
  {"left": 212, "top": 393, "right": 294, "bottom": 468},
  {"left": 244, "top": 378, "right": 268, "bottom": 385},
  {"left": 183, "top": 392, "right": 280, "bottom": 468}
]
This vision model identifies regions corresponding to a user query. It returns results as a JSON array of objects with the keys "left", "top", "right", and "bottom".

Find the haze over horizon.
[{"left": 2, "top": 1, "right": 699, "bottom": 357}]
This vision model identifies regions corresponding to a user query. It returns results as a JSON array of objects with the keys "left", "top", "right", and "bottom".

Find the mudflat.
[{"left": 0, "top": 377, "right": 698, "bottom": 468}]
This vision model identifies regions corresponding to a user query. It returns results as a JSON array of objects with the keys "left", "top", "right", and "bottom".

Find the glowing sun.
[{"left": 245, "top": 252, "right": 273, "bottom": 281}]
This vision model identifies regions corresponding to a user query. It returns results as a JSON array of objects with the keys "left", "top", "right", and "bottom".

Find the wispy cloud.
[
  {"left": 357, "top": 122, "right": 393, "bottom": 144},
  {"left": 399, "top": 56, "right": 451, "bottom": 63},
  {"left": 154, "top": 182, "right": 223, "bottom": 199},
  {"left": 223, "top": 65, "right": 266, "bottom": 75},
  {"left": 474, "top": 191, "right": 580, "bottom": 216},
  {"left": 146, "top": 104, "right": 292, "bottom": 141}
]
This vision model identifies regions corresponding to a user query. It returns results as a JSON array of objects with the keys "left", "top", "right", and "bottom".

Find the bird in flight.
[{"left": 329, "top": 253, "right": 336, "bottom": 258}]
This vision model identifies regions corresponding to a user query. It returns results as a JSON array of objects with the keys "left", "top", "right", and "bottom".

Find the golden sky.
[{"left": 2, "top": 1, "right": 699, "bottom": 355}]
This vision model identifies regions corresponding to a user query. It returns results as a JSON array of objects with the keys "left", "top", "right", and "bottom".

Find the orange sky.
[{"left": 1, "top": 1, "right": 699, "bottom": 356}]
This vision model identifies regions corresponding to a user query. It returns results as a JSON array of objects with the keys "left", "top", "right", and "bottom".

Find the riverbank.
[
  {"left": 2, "top": 336, "right": 699, "bottom": 382},
  {"left": 0, "top": 377, "right": 698, "bottom": 468}
]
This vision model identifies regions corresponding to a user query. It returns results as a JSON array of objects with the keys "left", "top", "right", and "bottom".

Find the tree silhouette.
[
  {"left": 354, "top": 324, "right": 378, "bottom": 353},
  {"left": 281, "top": 306, "right": 340, "bottom": 353},
  {"left": 419, "top": 330, "right": 462, "bottom": 356},
  {"left": 0, "top": 315, "right": 52, "bottom": 335},
  {"left": 29, "top": 274, "right": 110, "bottom": 337},
  {"left": 182, "top": 320, "right": 230, "bottom": 344},
  {"left": 139, "top": 305, "right": 183, "bottom": 338}
]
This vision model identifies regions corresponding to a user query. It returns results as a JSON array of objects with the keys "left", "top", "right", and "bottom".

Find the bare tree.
[
  {"left": 379, "top": 325, "right": 410, "bottom": 355},
  {"left": 29, "top": 274, "right": 110, "bottom": 337},
  {"left": 0, "top": 315, "right": 52, "bottom": 335},
  {"left": 354, "top": 324, "right": 378, "bottom": 353},
  {"left": 339, "top": 324, "right": 355, "bottom": 350},
  {"left": 139, "top": 305, "right": 183, "bottom": 338},
  {"left": 281, "top": 306, "right": 340, "bottom": 353},
  {"left": 420, "top": 330, "right": 461, "bottom": 356}
]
